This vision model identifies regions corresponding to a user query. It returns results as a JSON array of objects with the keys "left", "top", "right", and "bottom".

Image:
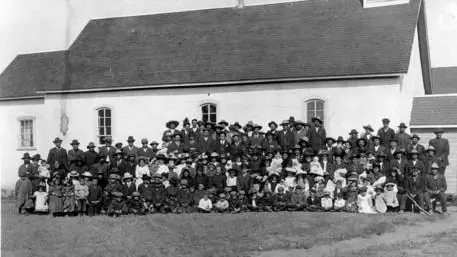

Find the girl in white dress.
[
  {"left": 33, "top": 185, "right": 48, "bottom": 213},
  {"left": 357, "top": 187, "right": 376, "bottom": 214},
  {"left": 135, "top": 157, "right": 151, "bottom": 190}
]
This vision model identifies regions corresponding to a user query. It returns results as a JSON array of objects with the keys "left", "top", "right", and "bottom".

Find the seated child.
[
  {"left": 33, "top": 185, "right": 49, "bottom": 213},
  {"left": 198, "top": 193, "right": 213, "bottom": 213},
  {"left": 177, "top": 180, "right": 194, "bottom": 214},
  {"left": 383, "top": 182, "right": 399, "bottom": 212},
  {"left": 288, "top": 185, "right": 306, "bottom": 211},
  {"left": 108, "top": 192, "right": 128, "bottom": 217},
  {"left": 310, "top": 157, "right": 324, "bottom": 176},
  {"left": 273, "top": 187, "right": 289, "bottom": 211},
  {"left": 374, "top": 186, "right": 387, "bottom": 213},
  {"left": 321, "top": 191, "right": 333, "bottom": 211},
  {"left": 333, "top": 193, "right": 346, "bottom": 212},
  {"left": 306, "top": 189, "right": 321, "bottom": 212},
  {"left": 238, "top": 190, "right": 249, "bottom": 212},
  {"left": 357, "top": 186, "right": 376, "bottom": 214},
  {"left": 215, "top": 193, "right": 230, "bottom": 213},
  {"left": 129, "top": 191, "right": 145, "bottom": 215},
  {"left": 228, "top": 191, "right": 241, "bottom": 213},
  {"left": 261, "top": 191, "right": 274, "bottom": 212},
  {"left": 345, "top": 176, "right": 359, "bottom": 213}
]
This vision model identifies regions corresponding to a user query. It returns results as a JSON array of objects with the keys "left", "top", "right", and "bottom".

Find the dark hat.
[
  {"left": 233, "top": 122, "right": 243, "bottom": 129},
  {"left": 245, "top": 121, "right": 254, "bottom": 128},
  {"left": 356, "top": 138, "right": 368, "bottom": 146},
  {"left": 363, "top": 125, "right": 374, "bottom": 132},
  {"left": 324, "top": 137, "right": 336, "bottom": 144},
  {"left": 336, "top": 136, "right": 345, "bottom": 143},
  {"left": 289, "top": 116, "right": 295, "bottom": 122},
  {"left": 32, "top": 154, "right": 42, "bottom": 161},
  {"left": 382, "top": 118, "right": 390, "bottom": 124},
  {"left": 411, "top": 134, "right": 420, "bottom": 140},
  {"left": 398, "top": 123, "right": 408, "bottom": 129},
  {"left": 115, "top": 142, "right": 123, "bottom": 147},
  {"left": 197, "top": 120, "right": 203, "bottom": 126},
  {"left": 173, "top": 131, "right": 183, "bottom": 138},
  {"left": 293, "top": 120, "right": 307, "bottom": 127},
  {"left": 376, "top": 152, "right": 387, "bottom": 158},
  {"left": 280, "top": 120, "right": 290, "bottom": 126},
  {"left": 104, "top": 136, "right": 113, "bottom": 143},
  {"left": 349, "top": 129, "right": 358, "bottom": 135},
  {"left": 142, "top": 174, "right": 150, "bottom": 180},
  {"left": 87, "top": 142, "right": 96, "bottom": 149},
  {"left": 114, "top": 149, "right": 124, "bottom": 156},
  {"left": 21, "top": 153, "right": 31, "bottom": 160},
  {"left": 149, "top": 140, "right": 159, "bottom": 146},
  {"left": 311, "top": 117, "right": 323, "bottom": 124},
  {"left": 371, "top": 135, "right": 381, "bottom": 141},
  {"left": 166, "top": 120, "right": 180, "bottom": 128},
  {"left": 127, "top": 136, "right": 135, "bottom": 142},
  {"left": 394, "top": 148, "right": 406, "bottom": 155},
  {"left": 268, "top": 121, "right": 278, "bottom": 127},
  {"left": 218, "top": 120, "right": 229, "bottom": 126},
  {"left": 228, "top": 125, "right": 237, "bottom": 131},
  {"left": 349, "top": 153, "right": 360, "bottom": 159},
  {"left": 53, "top": 137, "right": 63, "bottom": 144},
  {"left": 434, "top": 128, "right": 445, "bottom": 134},
  {"left": 252, "top": 123, "right": 262, "bottom": 130},
  {"left": 70, "top": 139, "right": 80, "bottom": 145},
  {"left": 426, "top": 146, "right": 436, "bottom": 153},
  {"left": 183, "top": 118, "right": 190, "bottom": 125},
  {"left": 409, "top": 149, "right": 419, "bottom": 156}
]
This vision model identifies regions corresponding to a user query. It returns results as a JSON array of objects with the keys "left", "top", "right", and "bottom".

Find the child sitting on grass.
[
  {"left": 333, "top": 193, "right": 346, "bottom": 212},
  {"left": 320, "top": 191, "right": 333, "bottom": 211},
  {"left": 214, "top": 193, "right": 230, "bottom": 213},
  {"left": 384, "top": 181, "right": 399, "bottom": 212},
  {"left": 198, "top": 193, "right": 213, "bottom": 213},
  {"left": 374, "top": 186, "right": 387, "bottom": 213},
  {"left": 108, "top": 192, "right": 128, "bottom": 217},
  {"left": 306, "top": 189, "right": 321, "bottom": 212}
]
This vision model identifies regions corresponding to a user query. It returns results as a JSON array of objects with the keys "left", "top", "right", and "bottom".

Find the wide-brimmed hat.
[
  {"left": 411, "top": 134, "right": 420, "bottom": 140},
  {"left": 382, "top": 118, "right": 390, "bottom": 124},
  {"left": 87, "top": 142, "right": 96, "bottom": 149},
  {"left": 53, "top": 137, "right": 63, "bottom": 144},
  {"left": 123, "top": 173, "right": 134, "bottom": 180},
  {"left": 233, "top": 122, "right": 243, "bottom": 129},
  {"left": 141, "top": 138, "right": 148, "bottom": 144},
  {"left": 245, "top": 121, "right": 254, "bottom": 128},
  {"left": 431, "top": 162, "right": 440, "bottom": 170},
  {"left": 434, "top": 128, "right": 445, "bottom": 134},
  {"left": 393, "top": 148, "right": 406, "bottom": 155},
  {"left": 32, "top": 154, "right": 42, "bottom": 161},
  {"left": 311, "top": 117, "right": 323, "bottom": 124},
  {"left": 21, "top": 153, "right": 31, "bottom": 160},
  {"left": 324, "top": 137, "right": 336, "bottom": 144},
  {"left": 409, "top": 149, "right": 419, "bottom": 156},
  {"left": 115, "top": 142, "right": 123, "bottom": 147},
  {"left": 398, "top": 123, "right": 408, "bottom": 129},
  {"left": 127, "top": 136, "right": 135, "bottom": 142},
  {"left": 70, "top": 139, "right": 80, "bottom": 145},
  {"left": 69, "top": 170, "right": 79, "bottom": 177},
  {"left": 82, "top": 171, "right": 93, "bottom": 178},
  {"left": 218, "top": 120, "right": 229, "bottom": 126},
  {"left": 294, "top": 120, "right": 307, "bottom": 127},
  {"left": 280, "top": 120, "right": 290, "bottom": 126},
  {"left": 114, "top": 149, "right": 124, "bottom": 156},
  {"left": 166, "top": 120, "right": 179, "bottom": 128},
  {"left": 356, "top": 138, "right": 368, "bottom": 146},
  {"left": 268, "top": 121, "right": 278, "bottom": 128},
  {"left": 210, "top": 152, "right": 219, "bottom": 158},
  {"left": 149, "top": 141, "right": 159, "bottom": 146},
  {"left": 363, "top": 125, "right": 374, "bottom": 132},
  {"left": 426, "top": 146, "right": 436, "bottom": 153},
  {"left": 252, "top": 123, "right": 262, "bottom": 130},
  {"left": 371, "top": 135, "right": 381, "bottom": 141},
  {"left": 349, "top": 129, "right": 358, "bottom": 135},
  {"left": 336, "top": 136, "right": 345, "bottom": 143},
  {"left": 137, "top": 156, "right": 149, "bottom": 163}
]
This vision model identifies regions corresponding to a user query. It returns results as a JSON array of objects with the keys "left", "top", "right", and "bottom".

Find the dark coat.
[
  {"left": 230, "top": 142, "right": 244, "bottom": 158},
  {"left": 17, "top": 163, "right": 34, "bottom": 178},
  {"left": 236, "top": 174, "right": 252, "bottom": 192},
  {"left": 98, "top": 145, "right": 116, "bottom": 161},
  {"left": 208, "top": 174, "right": 227, "bottom": 192},
  {"left": 249, "top": 134, "right": 264, "bottom": 148},
  {"left": 47, "top": 147, "right": 69, "bottom": 170},
  {"left": 68, "top": 148, "right": 85, "bottom": 163},
  {"left": 137, "top": 147, "right": 155, "bottom": 159},
  {"left": 429, "top": 138, "right": 450, "bottom": 166},
  {"left": 293, "top": 129, "right": 309, "bottom": 145},
  {"left": 425, "top": 174, "right": 447, "bottom": 193},
  {"left": 110, "top": 160, "right": 128, "bottom": 175},
  {"left": 395, "top": 133, "right": 411, "bottom": 150},
  {"left": 214, "top": 140, "right": 231, "bottom": 155},
  {"left": 167, "top": 142, "right": 185, "bottom": 154},
  {"left": 404, "top": 175, "right": 425, "bottom": 194},
  {"left": 377, "top": 127, "right": 396, "bottom": 148},
  {"left": 389, "top": 158, "right": 408, "bottom": 175},
  {"left": 123, "top": 182, "right": 136, "bottom": 197},
  {"left": 308, "top": 126, "right": 326, "bottom": 149},
  {"left": 370, "top": 145, "right": 387, "bottom": 157},
  {"left": 138, "top": 184, "right": 154, "bottom": 202},
  {"left": 406, "top": 159, "right": 426, "bottom": 175},
  {"left": 406, "top": 143, "right": 426, "bottom": 161},
  {"left": 277, "top": 130, "right": 295, "bottom": 151},
  {"left": 84, "top": 150, "right": 98, "bottom": 169},
  {"left": 199, "top": 137, "right": 215, "bottom": 153}
]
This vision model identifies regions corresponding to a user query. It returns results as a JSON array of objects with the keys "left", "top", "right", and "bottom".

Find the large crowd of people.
[{"left": 15, "top": 116, "right": 450, "bottom": 217}]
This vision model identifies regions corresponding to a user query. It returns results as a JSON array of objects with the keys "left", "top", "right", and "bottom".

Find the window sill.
[{"left": 16, "top": 147, "right": 37, "bottom": 151}]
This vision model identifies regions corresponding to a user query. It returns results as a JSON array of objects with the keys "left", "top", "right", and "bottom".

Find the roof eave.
[
  {"left": 36, "top": 73, "right": 403, "bottom": 94},
  {"left": 410, "top": 125, "right": 457, "bottom": 128},
  {"left": 0, "top": 95, "right": 45, "bottom": 101}
]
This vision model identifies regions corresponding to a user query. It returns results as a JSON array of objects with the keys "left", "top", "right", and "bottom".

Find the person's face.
[
  {"left": 322, "top": 155, "right": 328, "bottom": 161},
  {"left": 129, "top": 156, "right": 135, "bottom": 162},
  {"left": 269, "top": 124, "right": 276, "bottom": 130},
  {"left": 203, "top": 131, "right": 209, "bottom": 137},
  {"left": 373, "top": 167, "right": 380, "bottom": 174},
  {"left": 254, "top": 128, "right": 260, "bottom": 133},
  {"left": 220, "top": 134, "right": 226, "bottom": 140},
  {"left": 168, "top": 160, "right": 175, "bottom": 167},
  {"left": 166, "top": 136, "right": 172, "bottom": 142},
  {"left": 116, "top": 154, "right": 121, "bottom": 160},
  {"left": 233, "top": 136, "right": 239, "bottom": 142},
  {"left": 192, "top": 120, "right": 197, "bottom": 127},
  {"left": 432, "top": 168, "right": 438, "bottom": 175},
  {"left": 189, "top": 138, "right": 195, "bottom": 143},
  {"left": 365, "top": 129, "right": 371, "bottom": 134},
  {"left": 142, "top": 142, "right": 148, "bottom": 147},
  {"left": 128, "top": 141, "right": 134, "bottom": 146},
  {"left": 55, "top": 142, "right": 62, "bottom": 148},
  {"left": 184, "top": 124, "right": 190, "bottom": 129},
  {"left": 170, "top": 124, "right": 176, "bottom": 129},
  {"left": 92, "top": 179, "right": 98, "bottom": 185},
  {"left": 110, "top": 178, "right": 116, "bottom": 184},
  {"left": 399, "top": 127, "right": 406, "bottom": 133},
  {"left": 351, "top": 133, "right": 357, "bottom": 138},
  {"left": 242, "top": 135, "right": 248, "bottom": 142},
  {"left": 436, "top": 132, "right": 443, "bottom": 139},
  {"left": 296, "top": 125, "right": 303, "bottom": 130},
  {"left": 411, "top": 154, "right": 418, "bottom": 160},
  {"left": 282, "top": 124, "right": 289, "bottom": 129},
  {"left": 335, "top": 157, "right": 342, "bottom": 163},
  {"left": 80, "top": 178, "right": 85, "bottom": 185},
  {"left": 139, "top": 160, "right": 146, "bottom": 166},
  {"left": 216, "top": 168, "right": 222, "bottom": 174},
  {"left": 359, "top": 140, "right": 366, "bottom": 147},
  {"left": 390, "top": 142, "right": 397, "bottom": 148},
  {"left": 313, "top": 120, "right": 320, "bottom": 127},
  {"left": 23, "top": 158, "right": 31, "bottom": 164},
  {"left": 152, "top": 144, "right": 158, "bottom": 149},
  {"left": 203, "top": 195, "right": 208, "bottom": 200},
  {"left": 175, "top": 136, "right": 181, "bottom": 142},
  {"left": 383, "top": 122, "right": 389, "bottom": 128},
  {"left": 72, "top": 144, "right": 79, "bottom": 150},
  {"left": 412, "top": 138, "right": 419, "bottom": 144},
  {"left": 396, "top": 153, "right": 402, "bottom": 159},
  {"left": 54, "top": 161, "right": 60, "bottom": 168},
  {"left": 374, "top": 139, "right": 380, "bottom": 145},
  {"left": 428, "top": 150, "right": 434, "bottom": 156}
]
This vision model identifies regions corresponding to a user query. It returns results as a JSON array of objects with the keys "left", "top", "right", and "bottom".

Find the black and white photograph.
[{"left": 1, "top": 0, "right": 456, "bottom": 256}]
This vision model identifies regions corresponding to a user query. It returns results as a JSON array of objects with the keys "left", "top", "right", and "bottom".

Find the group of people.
[{"left": 15, "top": 116, "right": 450, "bottom": 216}]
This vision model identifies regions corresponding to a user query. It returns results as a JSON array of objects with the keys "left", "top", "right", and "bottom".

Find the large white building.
[{"left": 1, "top": 0, "right": 447, "bottom": 189}]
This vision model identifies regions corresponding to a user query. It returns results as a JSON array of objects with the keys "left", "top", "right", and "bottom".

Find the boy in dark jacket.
[
  {"left": 165, "top": 177, "right": 179, "bottom": 213},
  {"left": 151, "top": 174, "right": 166, "bottom": 213},
  {"left": 107, "top": 192, "right": 128, "bottom": 217},
  {"left": 87, "top": 177, "right": 103, "bottom": 216},
  {"left": 177, "top": 180, "right": 194, "bottom": 213},
  {"left": 138, "top": 175, "right": 154, "bottom": 211},
  {"left": 306, "top": 189, "right": 321, "bottom": 212},
  {"left": 273, "top": 187, "right": 289, "bottom": 211}
]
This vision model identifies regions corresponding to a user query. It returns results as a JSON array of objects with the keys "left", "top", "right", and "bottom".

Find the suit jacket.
[
  {"left": 429, "top": 138, "right": 450, "bottom": 166},
  {"left": 395, "top": 133, "right": 411, "bottom": 150},
  {"left": 18, "top": 163, "right": 34, "bottom": 177},
  {"left": 425, "top": 174, "right": 447, "bottom": 193},
  {"left": 110, "top": 160, "right": 128, "bottom": 175},
  {"left": 162, "top": 129, "right": 179, "bottom": 142},
  {"left": 122, "top": 146, "right": 139, "bottom": 158},
  {"left": 347, "top": 137, "right": 359, "bottom": 148},
  {"left": 249, "top": 134, "right": 264, "bottom": 148},
  {"left": 387, "top": 147, "right": 400, "bottom": 161},
  {"left": 389, "top": 158, "right": 408, "bottom": 175},
  {"left": 308, "top": 126, "right": 326, "bottom": 149},
  {"left": 214, "top": 140, "right": 231, "bottom": 155},
  {"left": 404, "top": 175, "right": 425, "bottom": 194},
  {"left": 377, "top": 127, "right": 396, "bottom": 148},
  {"left": 370, "top": 145, "right": 387, "bottom": 157},
  {"left": 277, "top": 130, "right": 295, "bottom": 151},
  {"left": 230, "top": 142, "right": 244, "bottom": 158},
  {"left": 98, "top": 146, "right": 117, "bottom": 162},
  {"left": 47, "top": 147, "right": 69, "bottom": 170},
  {"left": 406, "top": 159, "right": 426, "bottom": 175},
  {"left": 137, "top": 147, "right": 155, "bottom": 159},
  {"left": 236, "top": 174, "right": 252, "bottom": 192},
  {"left": 262, "top": 140, "right": 280, "bottom": 151},
  {"left": 199, "top": 137, "right": 215, "bottom": 153},
  {"left": 167, "top": 142, "right": 185, "bottom": 154},
  {"left": 361, "top": 133, "right": 375, "bottom": 149},
  {"left": 190, "top": 127, "right": 202, "bottom": 142},
  {"left": 319, "top": 161, "right": 336, "bottom": 179},
  {"left": 84, "top": 150, "right": 98, "bottom": 169},
  {"left": 406, "top": 143, "right": 426, "bottom": 161},
  {"left": 123, "top": 182, "right": 136, "bottom": 197},
  {"left": 125, "top": 162, "right": 137, "bottom": 175},
  {"left": 293, "top": 129, "right": 308, "bottom": 145},
  {"left": 68, "top": 149, "right": 85, "bottom": 163}
]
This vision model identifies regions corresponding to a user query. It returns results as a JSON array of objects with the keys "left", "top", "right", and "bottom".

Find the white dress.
[
  {"left": 135, "top": 165, "right": 150, "bottom": 190},
  {"left": 34, "top": 191, "right": 48, "bottom": 212},
  {"left": 357, "top": 194, "right": 376, "bottom": 214}
]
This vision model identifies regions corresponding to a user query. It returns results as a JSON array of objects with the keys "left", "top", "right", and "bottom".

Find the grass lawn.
[{"left": 1, "top": 200, "right": 433, "bottom": 257}]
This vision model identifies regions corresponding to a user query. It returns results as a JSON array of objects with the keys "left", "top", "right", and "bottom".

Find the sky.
[{"left": 0, "top": 0, "right": 456, "bottom": 73}]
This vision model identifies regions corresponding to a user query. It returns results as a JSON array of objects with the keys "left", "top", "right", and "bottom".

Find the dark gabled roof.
[
  {"left": 1, "top": 0, "right": 422, "bottom": 97},
  {"left": 431, "top": 67, "right": 457, "bottom": 94},
  {"left": 0, "top": 51, "right": 66, "bottom": 100},
  {"left": 410, "top": 95, "right": 457, "bottom": 126}
]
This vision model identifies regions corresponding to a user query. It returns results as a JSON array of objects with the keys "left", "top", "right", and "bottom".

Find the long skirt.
[{"left": 49, "top": 195, "right": 64, "bottom": 214}]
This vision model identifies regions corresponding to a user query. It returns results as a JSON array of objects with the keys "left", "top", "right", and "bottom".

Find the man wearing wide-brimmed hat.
[
  {"left": 47, "top": 137, "right": 69, "bottom": 171},
  {"left": 377, "top": 118, "right": 396, "bottom": 148},
  {"left": 424, "top": 146, "right": 443, "bottom": 175},
  {"left": 68, "top": 139, "right": 86, "bottom": 167},
  {"left": 277, "top": 120, "right": 294, "bottom": 151},
  {"left": 406, "top": 134, "right": 426, "bottom": 161},
  {"left": 122, "top": 136, "right": 138, "bottom": 159},
  {"left": 109, "top": 149, "right": 127, "bottom": 175},
  {"left": 162, "top": 120, "right": 180, "bottom": 142},
  {"left": 99, "top": 136, "right": 116, "bottom": 163},
  {"left": 424, "top": 163, "right": 448, "bottom": 214},
  {"left": 429, "top": 128, "right": 450, "bottom": 174},
  {"left": 249, "top": 124, "right": 264, "bottom": 147},
  {"left": 167, "top": 132, "right": 185, "bottom": 154},
  {"left": 361, "top": 124, "right": 375, "bottom": 148},
  {"left": 369, "top": 135, "right": 386, "bottom": 157},
  {"left": 137, "top": 138, "right": 155, "bottom": 159},
  {"left": 308, "top": 117, "right": 326, "bottom": 153},
  {"left": 395, "top": 123, "right": 411, "bottom": 149},
  {"left": 406, "top": 149, "right": 426, "bottom": 175},
  {"left": 214, "top": 130, "right": 231, "bottom": 156},
  {"left": 292, "top": 120, "right": 310, "bottom": 146},
  {"left": 84, "top": 142, "right": 98, "bottom": 169},
  {"left": 18, "top": 153, "right": 34, "bottom": 178},
  {"left": 199, "top": 128, "right": 215, "bottom": 153}
]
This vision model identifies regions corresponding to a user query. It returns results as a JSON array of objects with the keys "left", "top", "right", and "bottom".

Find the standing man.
[
  {"left": 122, "top": 136, "right": 138, "bottom": 158},
  {"left": 429, "top": 128, "right": 450, "bottom": 174},
  {"left": 406, "top": 134, "right": 426, "bottom": 161},
  {"left": 395, "top": 123, "right": 411, "bottom": 150},
  {"left": 18, "top": 153, "right": 34, "bottom": 178},
  {"left": 424, "top": 163, "right": 448, "bottom": 214},
  {"left": 167, "top": 133, "right": 185, "bottom": 154},
  {"left": 249, "top": 124, "right": 264, "bottom": 148},
  {"left": 199, "top": 128, "right": 215, "bottom": 153},
  {"left": 268, "top": 121, "right": 280, "bottom": 142},
  {"left": 190, "top": 119, "right": 201, "bottom": 142},
  {"left": 162, "top": 120, "right": 180, "bottom": 142},
  {"left": 215, "top": 131, "right": 231, "bottom": 156},
  {"left": 99, "top": 136, "right": 116, "bottom": 163},
  {"left": 47, "top": 137, "right": 69, "bottom": 171},
  {"left": 277, "top": 120, "right": 294, "bottom": 151},
  {"left": 377, "top": 118, "right": 396, "bottom": 148},
  {"left": 308, "top": 117, "right": 326, "bottom": 153},
  {"left": 84, "top": 142, "right": 99, "bottom": 170},
  {"left": 67, "top": 139, "right": 85, "bottom": 167},
  {"left": 347, "top": 129, "right": 359, "bottom": 149},
  {"left": 370, "top": 136, "right": 386, "bottom": 157},
  {"left": 137, "top": 138, "right": 155, "bottom": 159},
  {"left": 292, "top": 120, "right": 309, "bottom": 145},
  {"left": 361, "top": 125, "right": 375, "bottom": 149}
]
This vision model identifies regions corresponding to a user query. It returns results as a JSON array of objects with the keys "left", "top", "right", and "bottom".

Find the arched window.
[
  {"left": 306, "top": 99, "right": 324, "bottom": 123},
  {"left": 201, "top": 103, "right": 217, "bottom": 123},
  {"left": 97, "top": 107, "right": 112, "bottom": 144}
]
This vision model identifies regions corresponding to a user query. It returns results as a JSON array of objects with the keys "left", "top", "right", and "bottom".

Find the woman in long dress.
[{"left": 48, "top": 176, "right": 64, "bottom": 216}]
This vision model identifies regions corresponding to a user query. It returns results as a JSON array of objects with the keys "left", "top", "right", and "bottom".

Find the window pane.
[
  {"left": 99, "top": 118, "right": 105, "bottom": 126},
  {"left": 210, "top": 114, "right": 217, "bottom": 123},
  {"left": 210, "top": 104, "right": 216, "bottom": 113},
  {"left": 99, "top": 127, "right": 105, "bottom": 135},
  {"left": 99, "top": 137, "right": 105, "bottom": 145},
  {"left": 202, "top": 105, "right": 208, "bottom": 113},
  {"left": 307, "top": 101, "right": 315, "bottom": 110},
  {"left": 307, "top": 111, "right": 314, "bottom": 122},
  {"left": 316, "top": 101, "right": 324, "bottom": 110},
  {"left": 317, "top": 111, "right": 324, "bottom": 120},
  {"left": 106, "top": 127, "right": 111, "bottom": 135},
  {"left": 202, "top": 114, "right": 208, "bottom": 123},
  {"left": 98, "top": 109, "right": 104, "bottom": 117},
  {"left": 105, "top": 109, "right": 111, "bottom": 118},
  {"left": 30, "top": 134, "right": 33, "bottom": 147},
  {"left": 105, "top": 118, "right": 111, "bottom": 126}
]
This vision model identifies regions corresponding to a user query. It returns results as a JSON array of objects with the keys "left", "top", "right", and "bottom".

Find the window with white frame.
[
  {"left": 201, "top": 103, "right": 217, "bottom": 123},
  {"left": 97, "top": 107, "right": 112, "bottom": 144},
  {"left": 18, "top": 118, "right": 35, "bottom": 149},
  {"left": 306, "top": 99, "right": 325, "bottom": 123}
]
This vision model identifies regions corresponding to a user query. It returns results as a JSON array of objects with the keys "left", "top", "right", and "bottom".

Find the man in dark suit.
[
  {"left": 387, "top": 139, "right": 400, "bottom": 161},
  {"left": 230, "top": 134, "right": 244, "bottom": 158},
  {"left": 190, "top": 119, "right": 201, "bottom": 142},
  {"left": 406, "top": 150, "right": 426, "bottom": 175},
  {"left": 236, "top": 168, "right": 252, "bottom": 193},
  {"left": 319, "top": 151, "right": 336, "bottom": 179},
  {"left": 249, "top": 124, "right": 264, "bottom": 148},
  {"left": 401, "top": 167, "right": 425, "bottom": 213},
  {"left": 84, "top": 142, "right": 99, "bottom": 169},
  {"left": 137, "top": 138, "right": 155, "bottom": 160},
  {"left": 361, "top": 125, "right": 375, "bottom": 149},
  {"left": 122, "top": 136, "right": 138, "bottom": 158},
  {"left": 47, "top": 137, "right": 69, "bottom": 171},
  {"left": 162, "top": 120, "right": 180, "bottom": 142},
  {"left": 406, "top": 134, "right": 426, "bottom": 161},
  {"left": 377, "top": 118, "right": 396, "bottom": 148},
  {"left": 429, "top": 128, "right": 450, "bottom": 174},
  {"left": 68, "top": 139, "right": 86, "bottom": 165},
  {"left": 215, "top": 131, "right": 231, "bottom": 156},
  {"left": 308, "top": 117, "right": 326, "bottom": 153},
  {"left": 395, "top": 123, "right": 411, "bottom": 150},
  {"left": 199, "top": 128, "right": 215, "bottom": 153},
  {"left": 292, "top": 120, "right": 309, "bottom": 145},
  {"left": 389, "top": 149, "right": 408, "bottom": 175},
  {"left": 110, "top": 150, "right": 127, "bottom": 175},
  {"left": 18, "top": 153, "right": 34, "bottom": 177},
  {"left": 347, "top": 129, "right": 359, "bottom": 149},
  {"left": 99, "top": 137, "right": 116, "bottom": 163},
  {"left": 370, "top": 136, "right": 386, "bottom": 157},
  {"left": 167, "top": 133, "right": 185, "bottom": 154},
  {"left": 268, "top": 121, "right": 280, "bottom": 142},
  {"left": 278, "top": 120, "right": 294, "bottom": 151}
]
